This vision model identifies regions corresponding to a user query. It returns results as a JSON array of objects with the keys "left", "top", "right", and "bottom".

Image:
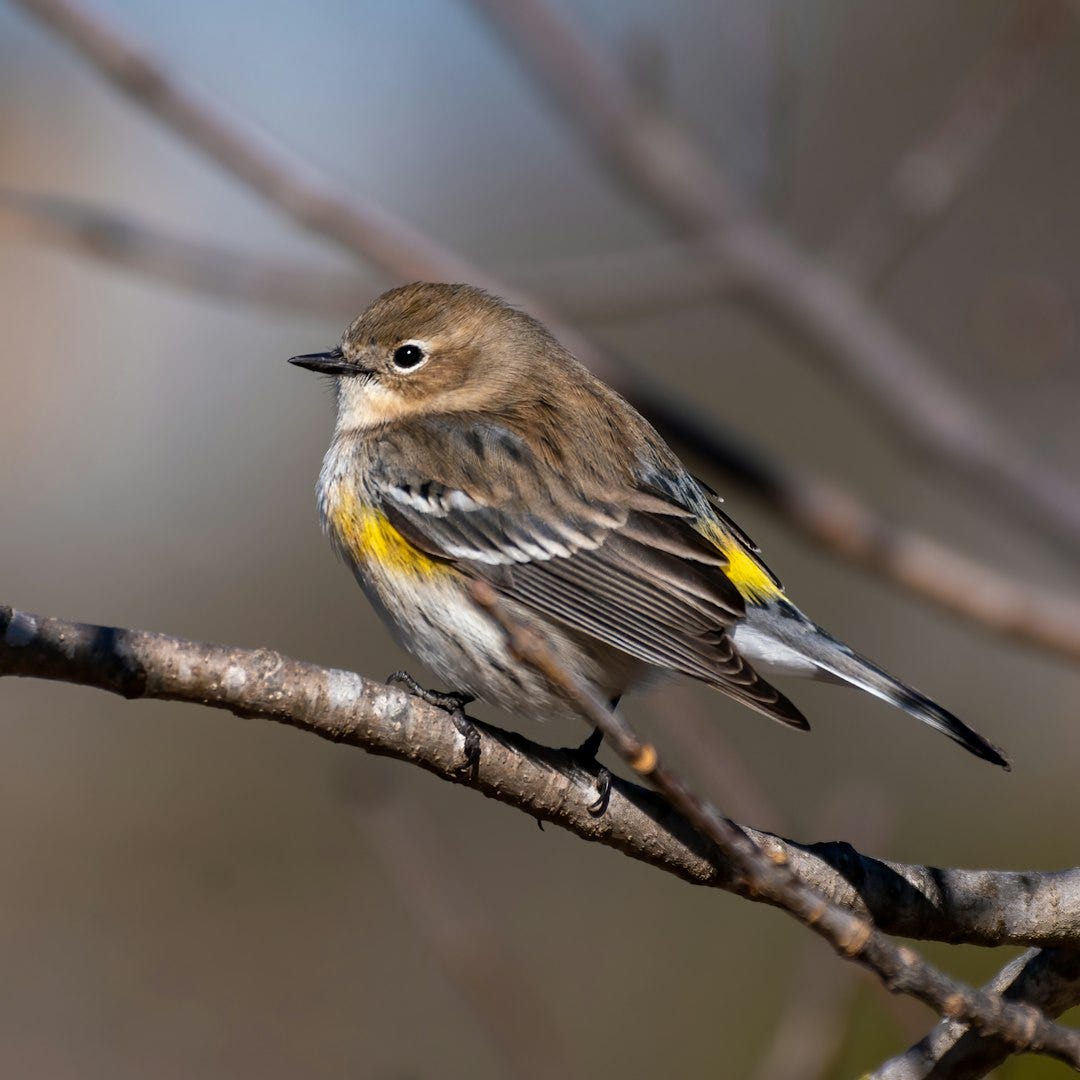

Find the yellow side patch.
[
  {"left": 703, "top": 522, "right": 783, "bottom": 604},
  {"left": 329, "top": 490, "right": 448, "bottom": 578}
]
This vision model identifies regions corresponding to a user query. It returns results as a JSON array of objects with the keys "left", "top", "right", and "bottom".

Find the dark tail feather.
[{"left": 809, "top": 636, "right": 1010, "bottom": 770}]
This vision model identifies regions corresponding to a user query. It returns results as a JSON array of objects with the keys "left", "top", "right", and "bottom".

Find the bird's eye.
[{"left": 392, "top": 343, "right": 426, "bottom": 371}]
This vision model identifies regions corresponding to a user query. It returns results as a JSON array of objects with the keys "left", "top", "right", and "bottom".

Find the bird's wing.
[
  {"left": 644, "top": 468, "right": 784, "bottom": 603},
  {"left": 370, "top": 417, "right": 807, "bottom": 728}
]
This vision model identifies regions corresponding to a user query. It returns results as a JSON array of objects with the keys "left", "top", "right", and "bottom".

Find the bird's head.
[{"left": 290, "top": 282, "right": 561, "bottom": 429}]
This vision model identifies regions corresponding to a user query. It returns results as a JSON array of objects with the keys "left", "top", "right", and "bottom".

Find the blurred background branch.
[
  {"left": 468, "top": 0, "right": 1080, "bottom": 557},
  {"left": 831, "top": 0, "right": 1066, "bottom": 288},
  {"left": 30, "top": 0, "right": 1060, "bottom": 356},
  {"left": 0, "top": 188, "right": 370, "bottom": 318}
]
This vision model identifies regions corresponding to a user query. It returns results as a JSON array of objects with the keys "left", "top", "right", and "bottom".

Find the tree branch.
[
  {"left": 466, "top": 0, "right": 1080, "bottom": 557},
  {"left": 5, "top": 600, "right": 1080, "bottom": 1063},
  {"left": 466, "top": 583, "right": 1080, "bottom": 1067},
  {"left": 872, "top": 947, "right": 1080, "bottom": 1078},
  {"left": 4, "top": 601, "right": 1080, "bottom": 955},
  {"left": 10, "top": 0, "right": 1080, "bottom": 666}
]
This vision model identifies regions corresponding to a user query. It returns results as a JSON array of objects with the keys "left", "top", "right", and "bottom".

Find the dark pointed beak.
[{"left": 288, "top": 346, "right": 356, "bottom": 375}]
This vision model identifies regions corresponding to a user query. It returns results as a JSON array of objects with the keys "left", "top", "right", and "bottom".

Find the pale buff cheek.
[
  {"left": 335, "top": 378, "right": 499, "bottom": 430},
  {"left": 335, "top": 379, "right": 420, "bottom": 430}
]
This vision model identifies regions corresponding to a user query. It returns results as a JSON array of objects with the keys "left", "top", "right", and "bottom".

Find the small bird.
[{"left": 290, "top": 282, "right": 1008, "bottom": 774}]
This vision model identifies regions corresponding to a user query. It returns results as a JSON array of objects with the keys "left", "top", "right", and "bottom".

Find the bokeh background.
[{"left": 2, "top": 1, "right": 1079, "bottom": 1076}]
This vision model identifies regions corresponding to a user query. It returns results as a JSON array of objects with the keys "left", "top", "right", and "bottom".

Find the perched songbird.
[{"left": 290, "top": 282, "right": 1008, "bottom": 772}]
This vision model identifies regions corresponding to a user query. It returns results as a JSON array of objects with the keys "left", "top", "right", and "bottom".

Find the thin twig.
[
  {"left": 872, "top": 947, "right": 1080, "bottom": 1079},
  {"left": 10, "top": 0, "right": 1080, "bottom": 663},
  {"left": 4, "top": 602, "right": 1080, "bottom": 953},
  {"left": 468, "top": 582, "right": 1080, "bottom": 1069},
  {"left": 832, "top": 0, "right": 1067, "bottom": 288},
  {"left": 467, "top": 0, "right": 1080, "bottom": 556}
]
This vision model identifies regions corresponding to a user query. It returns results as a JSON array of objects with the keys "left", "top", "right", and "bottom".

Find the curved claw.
[
  {"left": 452, "top": 711, "right": 482, "bottom": 777},
  {"left": 388, "top": 670, "right": 479, "bottom": 776},
  {"left": 558, "top": 730, "right": 613, "bottom": 817},
  {"left": 587, "top": 767, "right": 612, "bottom": 816}
]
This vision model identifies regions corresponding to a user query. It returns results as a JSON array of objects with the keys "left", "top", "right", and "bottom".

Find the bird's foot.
[
  {"left": 559, "top": 725, "right": 611, "bottom": 816},
  {"left": 387, "top": 671, "right": 479, "bottom": 777}
]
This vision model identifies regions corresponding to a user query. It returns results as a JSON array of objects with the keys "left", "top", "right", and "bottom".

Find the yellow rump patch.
[
  {"left": 329, "top": 491, "right": 448, "bottom": 578},
  {"left": 703, "top": 522, "right": 782, "bottom": 604}
]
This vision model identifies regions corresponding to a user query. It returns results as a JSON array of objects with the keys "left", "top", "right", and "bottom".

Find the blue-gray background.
[{"left": 2, "top": 1, "right": 1078, "bottom": 1075}]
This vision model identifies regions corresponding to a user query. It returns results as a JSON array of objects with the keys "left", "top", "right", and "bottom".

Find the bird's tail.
[{"left": 748, "top": 607, "right": 1011, "bottom": 769}]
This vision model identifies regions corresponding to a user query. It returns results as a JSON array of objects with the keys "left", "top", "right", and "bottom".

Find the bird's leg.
[
  {"left": 560, "top": 699, "right": 617, "bottom": 816},
  {"left": 387, "top": 671, "right": 480, "bottom": 777},
  {"left": 577, "top": 726, "right": 605, "bottom": 761}
]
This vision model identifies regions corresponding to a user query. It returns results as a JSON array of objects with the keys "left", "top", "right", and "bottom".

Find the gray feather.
[{"left": 739, "top": 604, "right": 1010, "bottom": 769}]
